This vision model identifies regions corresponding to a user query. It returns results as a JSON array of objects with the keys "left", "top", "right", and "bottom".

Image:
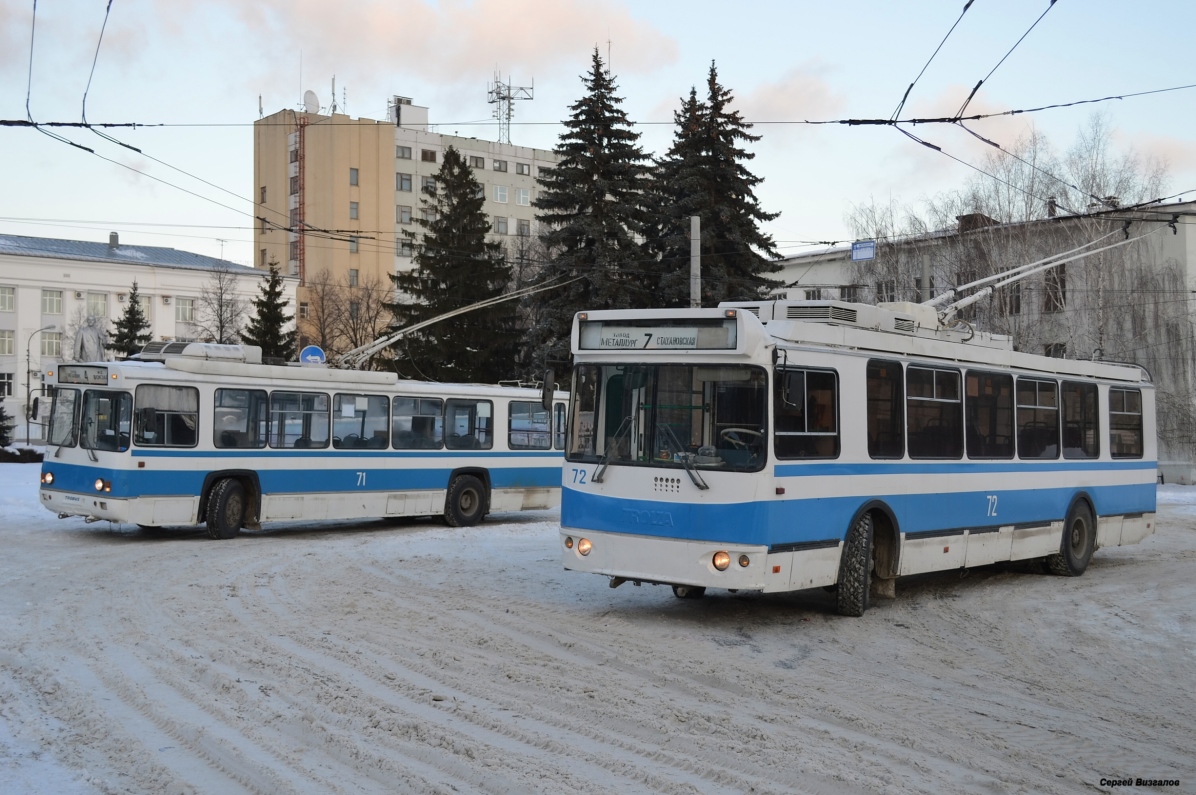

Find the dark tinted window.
[
  {"left": 214, "top": 389, "right": 268, "bottom": 448},
  {"left": 1061, "top": 382, "right": 1099, "bottom": 458},
  {"left": 1016, "top": 378, "right": 1058, "bottom": 459},
  {"left": 907, "top": 366, "right": 962, "bottom": 458},
  {"left": 1109, "top": 388, "right": 1143, "bottom": 458},
  {"left": 867, "top": 360, "right": 903, "bottom": 459},
  {"left": 966, "top": 372, "right": 1013, "bottom": 458},
  {"left": 774, "top": 369, "right": 839, "bottom": 459}
]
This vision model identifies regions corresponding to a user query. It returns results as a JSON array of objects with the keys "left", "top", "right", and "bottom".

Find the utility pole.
[{"left": 690, "top": 215, "right": 701, "bottom": 308}]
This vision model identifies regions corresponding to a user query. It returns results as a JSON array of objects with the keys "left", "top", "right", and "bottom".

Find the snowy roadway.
[{"left": 0, "top": 462, "right": 1192, "bottom": 794}]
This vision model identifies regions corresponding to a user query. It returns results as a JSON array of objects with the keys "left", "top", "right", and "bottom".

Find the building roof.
[{"left": 0, "top": 233, "right": 258, "bottom": 272}]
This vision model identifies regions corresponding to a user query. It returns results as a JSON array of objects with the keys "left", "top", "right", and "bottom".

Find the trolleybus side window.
[
  {"left": 509, "top": 400, "right": 551, "bottom": 449},
  {"left": 446, "top": 399, "right": 493, "bottom": 449},
  {"left": 907, "top": 366, "right": 962, "bottom": 459},
  {"left": 134, "top": 385, "right": 199, "bottom": 447},
  {"left": 214, "top": 389, "right": 267, "bottom": 449},
  {"left": 1109, "top": 387, "right": 1143, "bottom": 458},
  {"left": 269, "top": 391, "right": 330, "bottom": 449},
  {"left": 333, "top": 394, "right": 389, "bottom": 449},
  {"left": 48, "top": 388, "right": 80, "bottom": 447},
  {"left": 1061, "top": 381, "right": 1099, "bottom": 459},
  {"left": 80, "top": 390, "right": 131, "bottom": 452},
  {"left": 774, "top": 368, "right": 839, "bottom": 459},
  {"left": 392, "top": 397, "right": 444, "bottom": 449},
  {"left": 965, "top": 371, "right": 1014, "bottom": 459},
  {"left": 1016, "top": 378, "right": 1059, "bottom": 459},
  {"left": 553, "top": 403, "right": 566, "bottom": 450},
  {"left": 867, "top": 359, "right": 904, "bottom": 459}
]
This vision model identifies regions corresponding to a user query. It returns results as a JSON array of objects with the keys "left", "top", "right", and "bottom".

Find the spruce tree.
[
  {"left": 111, "top": 280, "right": 152, "bottom": 358},
  {"left": 651, "top": 62, "right": 780, "bottom": 306},
  {"left": 524, "top": 49, "right": 654, "bottom": 372},
  {"left": 241, "top": 260, "right": 297, "bottom": 361},
  {"left": 0, "top": 401, "right": 13, "bottom": 448},
  {"left": 389, "top": 146, "right": 519, "bottom": 383}
]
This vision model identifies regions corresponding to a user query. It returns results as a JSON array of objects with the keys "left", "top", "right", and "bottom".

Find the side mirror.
[
  {"left": 29, "top": 397, "right": 39, "bottom": 421},
  {"left": 540, "top": 369, "right": 555, "bottom": 412}
]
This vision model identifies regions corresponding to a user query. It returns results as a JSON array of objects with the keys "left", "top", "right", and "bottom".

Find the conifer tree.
[
  {"left": 651, "top": 62, "right": 780, "bottom": 306},
  {"left": 110, "top": 280, "right": 152, "bottom": 358},
  {"left": 389, "top": 145, "right": 519, "bottom": 383},
  {"left": 524, "top": 49, "right": 654, "bottom": 371},
  {"left": 241, "top": 260, "right": 297, "bottom": 361},
  {"left": 0, "top": 401, "right": 13, "bottom": 448}
]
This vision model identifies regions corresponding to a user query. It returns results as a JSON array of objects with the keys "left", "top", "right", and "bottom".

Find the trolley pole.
[{"left": 689, "top": 215, "right": 701, "bottom": 308}]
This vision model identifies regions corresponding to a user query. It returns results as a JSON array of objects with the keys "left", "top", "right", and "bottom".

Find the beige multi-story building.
[{"left": 253, "top": 97, "right": 560, "bottom": 348}]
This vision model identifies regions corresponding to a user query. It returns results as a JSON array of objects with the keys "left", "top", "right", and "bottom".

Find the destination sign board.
[
  {"left": 578, "top": 320, "right": 737, "bottom": 351},
  {"left": 58, "top": 365, "right": 109, "bottom": 385}
]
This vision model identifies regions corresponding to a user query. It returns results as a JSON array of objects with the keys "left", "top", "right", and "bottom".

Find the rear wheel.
[
  {"left": 444, "top": 475, "right": 486, "bottom": 527},
  {"left": 837, "top": 512, "right": 874, "bottom": 617},
  {"left": 205, "top": 478, "right": 245, "bottom": 540},
  {"left": 1046, "top": 501, "right": 1095, "bottom": 576},
  {"left": 672, "top": 585, "right": 706, "bottom": 599}
]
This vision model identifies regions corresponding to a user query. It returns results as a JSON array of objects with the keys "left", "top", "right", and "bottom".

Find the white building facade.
[{"left": 0, "top": 232, "right": 297, "bottom": 442}]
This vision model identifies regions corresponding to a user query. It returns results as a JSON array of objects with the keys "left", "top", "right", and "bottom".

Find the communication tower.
[{"left": 487, "top": 71, "right": 533, "bottom": 145}]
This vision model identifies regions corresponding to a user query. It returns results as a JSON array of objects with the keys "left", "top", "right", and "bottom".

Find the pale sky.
[{"left": 2, "top": 0, "right": 1194, "bottom": 266}]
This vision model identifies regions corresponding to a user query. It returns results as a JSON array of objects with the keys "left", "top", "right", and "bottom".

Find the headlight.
[
  {"left": 577, "top": 538, "right": 592, "bottom": 556},
  {"left": 95, "top": 478, "right": 105, "bottom": 492},
  {"left": 41, "top": 471, "right": 54, "bottom": 485},
  {"left": 738, "top": 554, "right": 750, "bottom": 568},
  {"left": 712, "top": 551, "right": 731, "bottom": 571},
  {"left": 564, "top": 536, "right": 574, "bottom": 549}
]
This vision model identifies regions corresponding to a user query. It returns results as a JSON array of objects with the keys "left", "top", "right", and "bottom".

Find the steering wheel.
[{"left": 720, "top": 427, "right": 763, "bottom": 450}]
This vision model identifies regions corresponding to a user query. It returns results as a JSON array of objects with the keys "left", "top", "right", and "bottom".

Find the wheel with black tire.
[
  {"left": 444, "top": 475, "right": 486, "bottom": 527},
  {"left": 836, "top": 512, "right": 873, "bottom": 617},
  {"left": 205, "top": 478, "right": 245, "bottom": 540},
  {"left": 1046, "top": 501, "right": 1095, "bottom": 576},
  {"left": 672, "top": 585, "right": 706, "bottom": 599}
]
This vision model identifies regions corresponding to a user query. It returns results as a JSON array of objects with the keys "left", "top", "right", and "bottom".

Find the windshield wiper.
[
  {"left": 660, "top": 424, "right": 709, "bottom": 490},
  {"left": 591, "top": 416, "right": 633, "bottom": 484}
]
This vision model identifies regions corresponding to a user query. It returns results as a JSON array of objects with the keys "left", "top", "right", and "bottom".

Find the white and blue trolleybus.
[
  {"left": 38, "top": 342, "right": 567, "bottom": 538},
  {"left": 559, "top": 300, "right": 1156, "bottom": 615}
]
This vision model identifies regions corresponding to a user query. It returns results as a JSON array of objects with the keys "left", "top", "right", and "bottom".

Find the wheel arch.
[
  {"left": 447, "top": 467, "right": 491, "bottom": 511},
  {"left": 847, "top": 499, "right": 901, "bottom": 579},
  {"left": 199, "top": 470, "right": 262, "bottom": 524},
  {"left": 1065, "top": 489, "right": 1096, "bottom": 520}
]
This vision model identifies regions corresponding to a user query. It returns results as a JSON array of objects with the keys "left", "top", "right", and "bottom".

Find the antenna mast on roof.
[{"left": 487, "top": 70, "right": 533, "bottom": 145}]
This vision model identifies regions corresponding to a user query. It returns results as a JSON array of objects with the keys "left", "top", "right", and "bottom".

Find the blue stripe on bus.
[
  {"left": 44, "top": 462, "right": 562, "bottom": 499},
  {"left": 129, "top": 449, "right": 563, "bottom": 459},
  {"left": 561, "top": 483, "right": 1156, "bottom": 547},
  {"left": 773, "top": 460, "right": 1157, "bottom": 477}
]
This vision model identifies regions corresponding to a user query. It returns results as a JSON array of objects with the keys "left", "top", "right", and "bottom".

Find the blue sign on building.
[{"left": 851, "top": 240, "right": 876, "bottom": 262}]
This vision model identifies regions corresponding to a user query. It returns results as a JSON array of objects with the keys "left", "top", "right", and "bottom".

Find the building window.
[
  {"left": 1044, "top": 265, "right": 1065, "bottom": 313},
  {"left": 421, "top": 149, "right": 437, "bottom": 163},
  {"left": 138, "top": 294, "right": 152, "bottom": 321},
  {"left": 290, "top": 176, "right": 299, "bottom": 195},
  {"left": 41, "top": 331, "right": 62, "bottom": 357},
  {"left": 515, "top": 162, "right": 531, "bottom": 176},
  {"left": 42, "top": 289, "right": 62, "bottom": 315},
  {"left": 289, "top": 148, "right": 299, "bottom": 164},
  {"left": 397, "top": 239, "right": 413, "bottom": 257},
  {"left": 298, "top": 302, "right": 309, "bottom": 319},
  {"left": 348, "top": 269, "right": 359, "bottom": 287},
  {"left": 289, "top": 208, "right": 299, "bottom": 227},
  {"left": 397, "top": 173, "right": 412, "bottom": 192},
  {"left": 1000, "top": 282, "right": 1022, "bottom": 315},
  {"left": 1044, "top": 343, "right": 1066, "bottom": 359},
  {"left": 289, "top": 240, "right": 299, "bottom": 261},
  {"left": 260, "top": 186, "right": 266, "bottom": 203},
  {"left": 86, "top": 292, "right": 108, "bottom": 319},
  {"left": 493, "top": 160, "right": 508, "bottom": 172},
  {"left": 0, "top": 330, "right": 13, "bottom": 356},
  {"left": 914, "top": 275, "right": 936, "bottom": 301},
  {"left": 0, "top": 286, "right": 13, "bottom": 312},
  {"left": 397, "top": 205, "right": 412, "bottom": 224},
  {"left": 494, "top": 185, "right": 508, "bottom": 203},
  {"left": 515, "top": 188, "right": 530, "bottom": 206},
  {"left": 475, "top": 185, "right": 485, "bottom": 199},
  {"left": 349, "top": 201, "right": 359, "bottom": 220},
  {"left": 874, "top": 281, "right": 896, "bottom": 303},
  {"left": 493, "top": 216, "right": 508, "bottom": 235},
  {"left": 349, "top": 236, "right": 359, "bottom": 254},
  {"left": 469, "top": 156, "right": 485, "bottom": 169},
  {"left": 396, "top": 145, "right": 412, "bottom": 159},
  {"left": 0, "top": 373, "right": 12, "bottom": 397},
  {"left": 176, "top": 296, "right": 195, "bottom": 323},
  {"left": 349, "top": 167, "right": 359, "bottom": 186},
  {"left": 260, "top": 217, "right": 269, "bottom": 234},
  {"left": 517, "top": 219, "right": 531, "bottom": 237},
  {"left": 349, "top": 301, "right": 360, "bottom": 321},
  {"left": 803, "top": 289, "right": 822, "bottom": 301},
  {"left": 421, "top": 175, "right": 436, "bottom": 194},
  {"left": 840, "top": 285, "right": 860, "bottom": 303},
  {"left": 419, "top": 207, "right": 437, "bottom": 224},
  {"left": 260, "top": 248, "right": 267, "bottom": 268}
]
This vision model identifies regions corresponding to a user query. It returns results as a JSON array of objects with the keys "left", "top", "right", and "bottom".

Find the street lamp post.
[{"left": 26, "top": 324, "right": 57, "bottom": 445}]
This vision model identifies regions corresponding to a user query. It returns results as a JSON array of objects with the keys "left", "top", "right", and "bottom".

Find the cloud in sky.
[{"left": 736, "top": 62, "right": 844, "bottom": 124}]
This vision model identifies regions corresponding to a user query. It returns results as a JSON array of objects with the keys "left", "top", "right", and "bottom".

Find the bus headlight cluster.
[
  {"left": 41, "top": 471, "right": 54, "bottom": 485},
  {"left": 577, "top": 538, "right": 592, "bottom": 556},
  {"left": 564, "top": 536, "right": 574, "bottom": 549},
  {"left": 712, "top": 551, "right": 731, "bottom": 571},
  {"left": 94, "top": 478, "right": 111, "bottom": 493},
  {"left": 738, "top": 554, "right": 750, "bottom": 568}
]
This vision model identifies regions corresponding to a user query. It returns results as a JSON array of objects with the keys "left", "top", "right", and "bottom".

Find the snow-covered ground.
[{"left": 0, "top": 463, "right": 1192, "bottom": 794}]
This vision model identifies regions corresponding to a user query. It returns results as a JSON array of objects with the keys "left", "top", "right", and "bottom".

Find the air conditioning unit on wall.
[
  {"left": 162, "top": 296, "right": 172, "bottom": 304},
  {"left": 74, "top": 291, "right": 84, "bottom": 299}
]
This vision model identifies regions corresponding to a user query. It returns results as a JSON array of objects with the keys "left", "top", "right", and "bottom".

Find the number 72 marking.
[{"left": 986, "top": 494, "right": 998, "bottom": 516}]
